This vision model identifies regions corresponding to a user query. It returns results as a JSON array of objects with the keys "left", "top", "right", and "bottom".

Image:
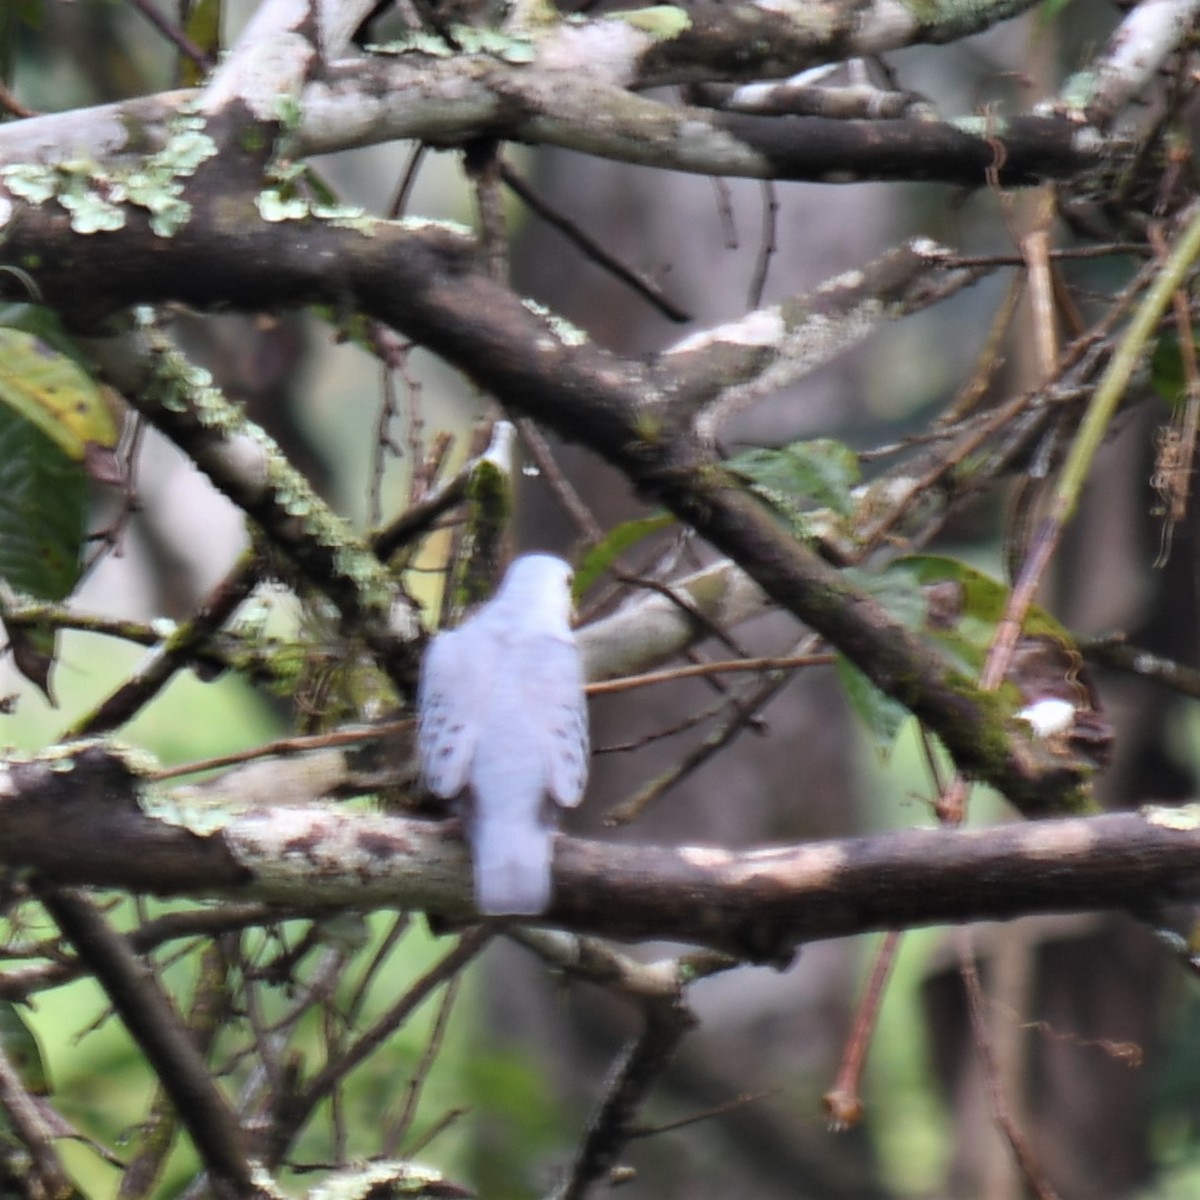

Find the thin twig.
[
  {"left": 517, "top": 419, "right": 605, "bottom": 544},
  {"left": 588, "top": 651, "right": 834, "bottom": 695},
  {"left": 65, "top": 550, "right": 260, "bottom": 738},
  {"left": 384, "top": 972, "right": 464, "bottom": 1156},
  {"left": 823, "top": 930, "right": 902, "bottom": 1130},
  {"left": 148, "top": 717, "right": 412, "bottom": 782},
  {"left": 606, "top": 637, "right": 819, "bottom": 825},
  {"left": 501, "top": 161, "right": 691, "bottom": 322},
  {"left": 553, "top": 995, "right": 696, "bottom": 1200},
  {"left": 957, "top": 931, "right": 1060, "bottom": 1200},
  {"left": 124, "top": 0, "right": 214, "bottom": 69},
  {"left": 36, "top": 888, "right": 259, "bottom": 1197},
  {"left": 747, "top": 179, "right": 778, "bottom": 308},
  {"left": 280, "top": 927, "right": 494, "bottom": 1162},
  {"left": 0, "top": 1041, "right": 77, "bottom": 1198},
  {"left": 387, "top": 144, "right": 427, "bottom": 220}
]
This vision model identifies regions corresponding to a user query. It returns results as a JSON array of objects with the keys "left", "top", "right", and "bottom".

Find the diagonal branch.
[
  {"left": 34, "top": 886, "right": 263, "bottom": 1198},
  {"left": 0, "top": 202, "right": 1089, "bottom": 810}
]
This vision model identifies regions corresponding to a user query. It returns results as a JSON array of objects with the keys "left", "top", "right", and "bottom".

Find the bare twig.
[
  {"left": 823, "top": 929, "right": 902, "bottom": 1130},
  {"left": 0, "top": 1040, "right": 78, "bottom": 1199},
  {"left": 36, "top": 888, "right": 260, "bottom": 1198},
  {"left": 553, "top": 994, "right": 696, "bottom": 1200},
  {"left": 276, "top": 927, "right": 494, "bottom": 1164},
  {"left": 501, "top": 161, "right": 691, "bottom": 322},
  {"left": 957, "top": 932, "right": 1060, "bottom": 1200},
  {"left": 124, "top": 0, "right": 214, "bottom": 69}
]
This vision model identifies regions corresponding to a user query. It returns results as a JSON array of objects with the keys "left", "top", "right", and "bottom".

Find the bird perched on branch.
[{"left": 417, "top": 554, "right": 590, "bottom": 915}]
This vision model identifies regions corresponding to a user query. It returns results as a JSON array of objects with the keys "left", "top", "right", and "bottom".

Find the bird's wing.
[
  {"left": 417, "top": 626, "right": 487, "bottom": 798},
  {"left": 528, "top": 634, "right": 590, "bottom": 808}
]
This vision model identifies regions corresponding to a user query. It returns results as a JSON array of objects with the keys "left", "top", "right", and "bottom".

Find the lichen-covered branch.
[
  {"left": 1057, "top": 0, "right": 1200, "bottom": 128},
  {"left": 0, "top": 200, "right": 1091, "bottom": 811},
  {"left": 659, "top": 238, "right": 989, "bottom": 436},
  {"left": 82, "top": 314, "right": 422, "bottom": 691},
  {"left": 1, "top": 743, "right": 1197, "bottom": 962}
]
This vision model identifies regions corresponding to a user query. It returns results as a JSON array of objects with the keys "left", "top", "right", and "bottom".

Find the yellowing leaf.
[{"left": 0, "top": 327, "right": 119, "bottom": 461}]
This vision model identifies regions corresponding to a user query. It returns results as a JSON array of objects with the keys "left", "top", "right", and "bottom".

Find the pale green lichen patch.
[
  {"left": 140, "top": 787, "right": 243, "bottom": 837},
  {"left": 59, "top": 173, "right": 126, "bottom": 234},
  {"left": 1, "top": 163, "right": 59, "bottom": 206},
  {"left": 257, "top": 156, "right": 376, "bottom": 234},
  {"left": 607, "top": 5, "right": 691, "bottom": 36},
  {"left": 257, "top": 189, "right": 311, "bottom": 222},
  {"left": 0, "top": 111, "right": 217, "bottom": 238},
  {"left": 137, "top": 314, "right": 395, "bottom": 617}
]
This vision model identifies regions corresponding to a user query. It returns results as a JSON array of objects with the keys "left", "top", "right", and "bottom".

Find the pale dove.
[{"left": 417, "top": 554, "right": 589, "bottom": 915}]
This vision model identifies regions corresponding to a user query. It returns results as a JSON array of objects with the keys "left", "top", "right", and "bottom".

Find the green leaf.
[
  {"left": 834, "top": 556, "right": 1079, "bottom": 755},
  {"left": 0, "top": 405, "right": 87, "bottom": 601},
  {"left": 1151, "top": 334, "right": 1194, "bottom": 408},
  {"left": 887, "top": 554, "right": 1072, "bottom": 645},
  {"left": 833, "top": 568, "right": 925, "bottom": 755},
  {"left": 0, "top": 1002, "right": 49, "bottom": 1095},
  {"left": 727, "top": 438, "right": 860, "bottom": 530},
  {"left": 0, "top": 326, "right": 120, "bottom": 461},
  {"left": 182, "top": 0, "right": 221, "bottom": 86},
  {"left": 835, "top": 549, "right": 1089, "bottom": 748},
  {"left": 1039, "top": 0, "right": 1077, "bottom": 23},
  {"left": 836, "top": 653, "right": 911, "bottom": 756},
  {"left": 572, "top": 513, "right": 676, "bottom": 598},
  {"left": 843, "top": 563, "right": 928, "bottom": 629}
]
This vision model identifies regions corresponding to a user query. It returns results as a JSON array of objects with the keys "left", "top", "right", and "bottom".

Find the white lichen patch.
[
  {"left": 816, "top": 267, "right": 865, "bottom": 296},
  {"left": 309, "top": 1161, "right": 449, "bottom": 1200},
  {"left": 665, "top": 308, "right": 785, "bottom": 355},
  {"left": 678, "top": 844, "right": 738, "bottom": 868},
  {"left": 1143, "top": 802, "right": 1200, "bottom": 831},
  {"left": 257, "top": 189, "right": 315, "bottom": 222},
  {"left": 226, "top": 808, "right": 401, "bottom": 890},
  {"left": 394, "top": 215, "right": 473, "bottom": 237},
  {"left": 1019, "top": 819, "right": 1099, "bottom": 859},
  {"left": 849, "top": 0, "right": 918, "bottom": 53},
  {"left": 203, "top": 29, "right": 314, "bottom": 122},
  {"left": 209, "top": 430, "right": 273, "bottom": 495},
  {"left": 536, "top": 18, "right": 647, "bottom": 84},
  {"left": 908, "top": 236, "right": 947, "bottom": 261},
  {"left": 1016, "top": 697, "right": 1076, "bottom": 738},
  {"left": 736, "top": 841, "right": 847, "bottom": 888},
  {"left": 521, "top": 298, "right": 589, "bottom": 346}
]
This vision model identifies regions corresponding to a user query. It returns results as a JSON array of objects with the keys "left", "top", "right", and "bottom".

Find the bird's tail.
[{"left": 470, "top": 813, "right": 554, "bottom": 916}]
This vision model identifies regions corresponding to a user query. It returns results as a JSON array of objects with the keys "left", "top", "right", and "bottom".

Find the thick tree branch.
[
  {"left": 660, "top": 238, "right": 988, "bottom": 434},
  {"left": 1, "top": 744, "right": 1197, "bottom": 963},
  {"left": 82, "top": 315, "right": 422, "bottom": 692},
  {"left": 0, "top": 68, "right": 1113, "bottom": 188},
  {"left": 0, "top": 202, "right": 1090, "bottom": 810}
]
